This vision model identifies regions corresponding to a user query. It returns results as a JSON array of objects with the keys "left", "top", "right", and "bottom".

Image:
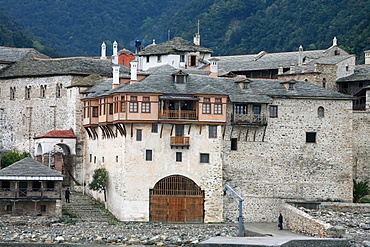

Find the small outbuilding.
[{"left": 0, "top": 157, "right": 63, "bottom": 216}]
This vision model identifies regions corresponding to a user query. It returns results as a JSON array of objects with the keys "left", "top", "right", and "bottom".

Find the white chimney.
[
  {"left": 209, "top": 58, "right": 219, "bottom": 77},
  {"left": 290, "top": 64, "right": 296, "bottom": 74},
  {"left": 333, "top": 37, "right": 337, "bottom": 46},
  {"left": 298, "top": 45, "right": 303, "bottom": 66},
  {"left": 100, "top": 42, "right": 106, "bottom": 59},
  {"left": 302, "top": 63, "right": 307, "bottom": 73},
  {"left": 130, "top": 60, "right": 138, "bottom": 82},
  {"left": 314, "top": 63, "right": 319, "bottom": 72},
  {"left": 112, "top": 65, "right": 120, "bottom": 86},
  {"left": 112, "top": 41, "right": 118, "bottom": 64},
  {"left": 278, "top": 65, "right": 283, "bottom": 75},
  {"left": 365, "top": 50, "right": 370, "bottom": 65},
  {"left": 194, "top": 20, "right": 201, "bottom": 46}
]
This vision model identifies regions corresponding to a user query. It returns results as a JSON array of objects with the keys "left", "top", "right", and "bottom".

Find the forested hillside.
[{"left": 1, "top": 0, "right": 369, "bottom": 62}]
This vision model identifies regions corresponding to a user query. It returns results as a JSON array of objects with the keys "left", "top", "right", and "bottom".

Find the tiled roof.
[
  {"left": 0, "top": 157, "right": 63, "bottom": 180},
  {"left": 33, "top": 130, "right": 76, "bottom": 139},
  {"left": 0, "top": 46, "right": 48, "bottom": 63},
  {"left": 337, "top": 65, "right": 370, "bottom": 82},
  {"left": 139, "top": 37, "right": 213, "bottom": 56},
  {"left": 0, "top": 54, "right": 129, "bottom": 78}
]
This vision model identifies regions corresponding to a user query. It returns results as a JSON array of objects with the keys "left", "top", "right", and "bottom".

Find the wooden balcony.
[
  {"left": 0, "top": 188, "right": 61, "bottom": 201},
  {"left": 161, "top": 110, "right": 197, "bottom": 120},
  {"left": 170, "top": 136, "right": 190, "bottom": 148},
  {"left": 232, "top": 113, "right": 267, "bottom": 125}
]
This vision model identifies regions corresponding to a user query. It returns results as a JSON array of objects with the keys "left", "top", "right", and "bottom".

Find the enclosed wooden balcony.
[
  {"left": 170, "top": 136, "right": 190, "bottom": 148},
  {"left": 161, "top": 110, "right": 197, "bottom": 120},
  {"left": 232, "top": 113, "right": 267, "bottom": 125},
  {"left": 0, "top": 188, "right": 61, "bottom": 201}
]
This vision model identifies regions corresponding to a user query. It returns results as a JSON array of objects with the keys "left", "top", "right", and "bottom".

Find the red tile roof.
[{"left": 33, "top": 130, "right": 76, "bottom": 139}]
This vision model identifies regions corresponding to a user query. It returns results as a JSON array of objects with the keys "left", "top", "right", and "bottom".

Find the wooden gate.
[{"left": 149, "top": 175, "right": 204, "bottom": 223}]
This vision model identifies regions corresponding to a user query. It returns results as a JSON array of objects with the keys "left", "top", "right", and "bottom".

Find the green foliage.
[
  {"left": 1, "top": 151, "right": 30, "bottom": 169},
  {"left": 353, "top": 179, "right": 370, "bottom": 203},
  {"left": 89, "top": 168, "right": 108, "bottom": 201}
]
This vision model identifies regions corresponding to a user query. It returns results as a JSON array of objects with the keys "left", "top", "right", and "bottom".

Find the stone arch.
[{"left": 149, "top": 175, "right": 204, "bottom": 223}]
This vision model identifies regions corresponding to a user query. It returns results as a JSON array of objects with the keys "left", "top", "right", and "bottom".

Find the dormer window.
[
  {"left": 243, "top": 82, "right": 250, "bottom": 89},
  {"left": 281, "top": 80, "right": 297, "bottom": 90},
  {"left": 288, "top": 83, "right": 294, "bottom": 90},
  {"left": 237, "top": 79, "right": 252, "bottom": 89},
  {"left": 173, "top": 70, "right": 188, "bottom": 84}
]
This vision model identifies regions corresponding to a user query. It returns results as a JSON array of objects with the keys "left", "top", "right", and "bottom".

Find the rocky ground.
[
  {"left": 303, "top": 207, "right": 370, "bottom": 247},
  {"left": 0, "top": 215, "right": 239, "bottom": 245}
]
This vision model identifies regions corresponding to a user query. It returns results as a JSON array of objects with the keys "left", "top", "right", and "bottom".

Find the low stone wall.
[
  {"left": 281, "top": 203, "right": 345, "bottom": 238},
  {"left": 320, "top": 202, "right": 370, "bottom": 213}
]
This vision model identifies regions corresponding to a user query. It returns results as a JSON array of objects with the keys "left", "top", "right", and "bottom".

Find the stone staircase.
[{"left": 62, "top": 190, "right": 117, "bottom": 222}]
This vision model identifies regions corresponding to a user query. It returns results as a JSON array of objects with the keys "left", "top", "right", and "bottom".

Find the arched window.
[{"left": 318, "top": 106, "right": 324, "bottom": 118}]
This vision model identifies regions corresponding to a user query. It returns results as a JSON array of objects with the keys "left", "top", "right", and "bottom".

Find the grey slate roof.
[
  {"left": 0, "top": 157, "right": 63, "bottom": 180},
  {"left": 250, "top": 79, "right": 354, "bottom": 99},
  {"left": 139, "top": 37, "right": 213, "bottom": 56},
  {"left": 0, "top": 46, "right": 48, "bottom": 63},
  {"left": 337, "top": 65, "right": 370, "bottom": 82},
  {"left": 0, "top": 55, "right": 129, "bottom": 78}
]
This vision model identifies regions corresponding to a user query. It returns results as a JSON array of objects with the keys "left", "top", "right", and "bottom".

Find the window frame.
[
  {"left": 136, "top": 129, "right": 142, "bottom": 141},
  {"left": 176, "top": 152, "right": 182, "bottom": 162},
  {"left": 129, "top": 96, "right": 138, "bottom": 113},
  {"left": 209, "top": 125, "right": 217, "bottom": 138},
  {"left": 306, "top": 132, "right": 317, "bottom": 143},
  {"left": 202, "top": 98, "right": 211, "bottom": 114},
  {"left": 151, "top": 123, "right": 158, "bottom": 133},
  {"left": 231, "top": 138, "right": 238, "bottom": 150},
  {"left": 269, "top": 105, "right": 278, "bottom": 118},
  {"left": 200, "top": 153, "right": 210, "bottom": 163},
  {"left": 146, "top": 149, "right": 153, "bottom": 161},
  {"left": 214, "top": 98, "right": 222, "bottom": 114}
]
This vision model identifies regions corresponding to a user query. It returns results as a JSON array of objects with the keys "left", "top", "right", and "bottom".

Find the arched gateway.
[{"left": 149, "top": 175, "right": 204, "bottom": 223}]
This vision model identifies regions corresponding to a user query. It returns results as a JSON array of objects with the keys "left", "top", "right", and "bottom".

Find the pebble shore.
[{"left": 0, "top": 215, "right": 238, "bottom": 245}]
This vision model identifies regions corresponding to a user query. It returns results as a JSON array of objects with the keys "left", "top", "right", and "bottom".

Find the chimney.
[
  {"left": 290, "top": 64, "right": 296, "bottom": 74},
  {"left": 302, "top": 63, "right": 307, "bottom": 73},
  {"left": 314, "top": 63, "right": 319, "bottom": 72},
  {"left": 209, "top": 58, "right": 219, "bottom": 77},
  {"left": 365, "top": 50, "right": 370, "bottom": 65},
  {"left": 100, "top": 42, "right": 106, "bottom": 59},
  {"left": 332, "top": 37, "right": 337, "bottom": 46},
  {"left": 298, "top": 45, "right": 303, "bottom": 66},
  {"left": 278, "top": 65, "right": 283, "bottom": 75},
  {"left": 112, "top": 65, "right": 120, "bottom": 88},
  {"left": 130, "top": 60, "right": 138, "bottom": 82},
  {"left": 112, "top": 41, "right": 118, "bottom": 64},
  {"left": 193, "top": 20, "right": 200, "bottom": 46}
]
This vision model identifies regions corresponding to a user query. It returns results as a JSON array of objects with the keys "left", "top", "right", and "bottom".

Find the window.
[
  {"left": 146, "top": 150, "right": 153, "bottom": 161},
  {"left": 202, "top": 98, "right": 211, "bottom": 114},
  {"left": 129, "top": 96, "right": 138, "bottom": 113},
  {"left": 92, "top": 107, "right": 98, "bottom": 117},
  {"left": 41, "top": 205, "right": 46, "bottom": 212},
  {"left": 214, "top": 98, "right": 222, "bottom": 114},
  {"left": 25, "top": 86, "right": 31, "bottom": 100},
  {"left": 136, "top": 129, "right": 142, "bottom": 141},
  {"left": 235, "top": 105, "right": 247, "bottom": 114},
  {"left": 176, "top": 152, "right": 182, "bottom": 162},
  {"left": 253, "top": 105, "right": 261, "bottom": 118},
  {"left": 2, "top": 181, "right": 10, "bottom": 191},
  {"left": 56, "top": 84, "right": 62, "bottom": 98},
  {"left": 152, "top": 124, "right": 158, "bottom": 133},
  {"left": 288, "top": 83, "right": 294, "bottom": 90},
  {"left": 10, "top": 87, "right": 16, "bottom": 100},
  {"left": 32, "top": 181, "right": 41, "bottom": 191},
  {"left": 46, "top": 181, "right": 54, "bottom": 191},
  {"left": 306, "top": 132, "right": 316, "bottom": 143},
  {"left": 157, "top": 55, "right": 161, "bottom": 63},
  {"left": 102, "top": 157, "right": 105, "bottom": 163},
  {"left": 231, "top": 138, "right": 237, "bottom": 150},
  {"left": 5, "top": 205, "right": 12, "bottom": 212},
  {"left": 322, "top": 78, "right": 326, "bottom": 88},
  {"left": 243, "top": 82, "right": 250, "bottom": 89},
  {"left": 209, "top": 125, "right": 217, "bottom": 138},
  {"left": 89, "top": 154, "right": 92, "bottom": 162},
  {"left": 142, "top": 97, "right": 151, "bottom": 113},
  {"left": 94, "top": 156, "right": 96, "bottom": 163},
  {"left": 269, "top": 105, "right": 278, "bottom": 118},
  {"left": 176, "top": 75, "right": 185, "bottom": 84},
  {"left": 40, "top": 85, "right": 47, "bottom": 98},
  {"left": 146, "top": 56, "right": 150, "bottom": 63},
  {"left": 180, "top": 55, "right": 185, "bottom": 62},
  {"left": 200, "top": 153, "right": 209, "bottom": 163},
  {"left": 190, "top": 55, "right": 197, "bottom": 66},
  {"left": 318, "top": 107, "right": 324, "bottom": 118},
  {"left": 120, "top": 95, "right": 126, "bottom": 112},
  {"left": 109, "top": 103, "right": 113, "bottom": 115},
  {"left": 100, "top": 99, "right": 105, "bottom": 115},
  {"left": 116, "top": 156, "right": 119, "bottom": 162}
]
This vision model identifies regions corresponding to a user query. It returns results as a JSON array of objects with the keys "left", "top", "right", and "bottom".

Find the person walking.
[
  {"left": 278, "top": 213, "right": 283, "bottom": 230},
  {"left": 65, "top": 188, "right": 71, "bottom": 203}
]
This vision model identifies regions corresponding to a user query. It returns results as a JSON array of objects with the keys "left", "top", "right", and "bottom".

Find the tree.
[
  {"left": 89, "top": 168, "right": 108, "bottom": 204},
  {"left": 1, "top": 151, "right": 29, "bottom": 168},
  {"left": 353, "top": 179, "right": 369, "bottom": 203}
]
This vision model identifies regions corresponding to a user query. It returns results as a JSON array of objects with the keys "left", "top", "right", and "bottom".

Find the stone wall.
[
  {"left": 83, "top": 122, "right": 224, "bottom": 222},
  {"left": 352, "top": 111, "right": 370, "bottom": 183},
  {"left": 0, "top": 200, "right": 61, "bottom": 217},
  {"left": 223, "top": 97, "right": 353, "bottom": 222}
]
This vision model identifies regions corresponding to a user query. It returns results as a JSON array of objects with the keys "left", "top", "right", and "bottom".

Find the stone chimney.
[
  {"left": 112, "top": 41, "right": 118, "bottom": 64},
  {"left": 209, "top": 58, "right": 219, "bottom": 77},
  {"left": 365, "top": 50, "right": 370, "bottom": 65},
  {"left": 100, "top": 42, "right": 106, "bottom": 59},
  {"left": 302, "top": 63, "right": 307, "bottom": 73},
  {"left": 130, "top": 60, "right": 138, "bottom": 83},
  {"left": 278, "top": 65, "right": 284, "bottom": 75},
  {"left": 298, "top": 45, "right": 303, "bottom": 66},
  {"left": 290, "top": 64, "right": 296, "bottom": 74},
  {"left": 112, "top": 65, "right": 120, "bottom": 88}
]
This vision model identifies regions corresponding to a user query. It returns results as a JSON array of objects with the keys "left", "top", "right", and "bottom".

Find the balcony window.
[
  {"left": 235, "top": 105, "right": 247, "bottom": 115},
  {"left": 2, "top": 181, "right": 10, "bottom": 191},
  {"left": 214, "top": 98, "right": 222, "bottom": 114},
  {"left": 129, "top": 96, "right": 138, "bottom": 113},
  {"left": 203, "top": 98, "right": 211, "bottom": 114},
  {"left": 92, "top": 107, "right": 98, "bottom": 117}
]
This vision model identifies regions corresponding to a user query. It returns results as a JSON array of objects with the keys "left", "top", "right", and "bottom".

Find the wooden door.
[{"left": 149, "top": 175, "right": 204, "bottom": 223}]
